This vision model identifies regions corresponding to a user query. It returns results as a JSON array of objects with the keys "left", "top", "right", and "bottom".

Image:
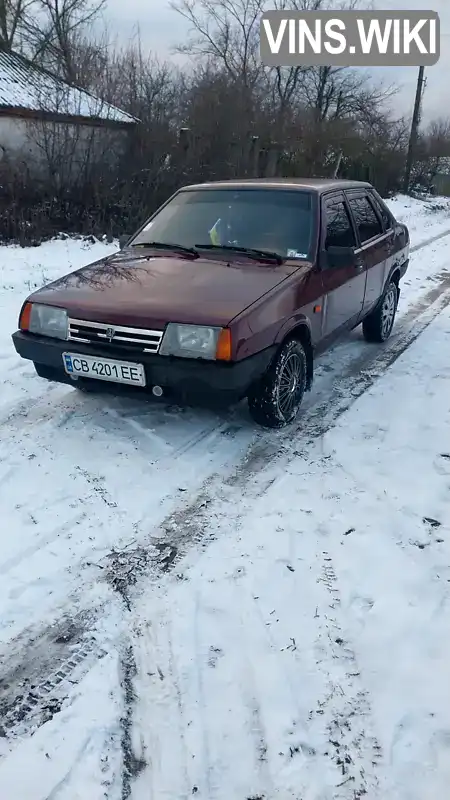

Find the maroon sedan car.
[{"left": 12, "top": 178, "right": 409, "bottom": 428}]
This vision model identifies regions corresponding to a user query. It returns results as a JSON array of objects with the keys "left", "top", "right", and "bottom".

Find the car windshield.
[{"left": 130, "top": 188, "right": 315, "bottom": 260}]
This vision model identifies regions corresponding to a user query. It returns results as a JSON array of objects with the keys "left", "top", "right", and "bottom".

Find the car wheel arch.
[
  {"left": 364, "top": 270, "right": 400, "bottom": 324},
  {"left": 389, "top": 267, "right": 400, "bottom": 286},
  {"left": 385, "top": 267, "right": 401, "bottom": 303},
  {"left": 275, "top": 321, "right": 314, "bottom": 390}
]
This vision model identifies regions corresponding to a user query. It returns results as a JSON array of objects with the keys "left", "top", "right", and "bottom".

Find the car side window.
[
  {"left": 325, "top": 200, "right": 356, "bottom": 249},
  {"left": 348, "top": 195, "right": 383, "bottom": 244},
  {"left": 369, "top": 193, "right": 392, "bottom": 230}
]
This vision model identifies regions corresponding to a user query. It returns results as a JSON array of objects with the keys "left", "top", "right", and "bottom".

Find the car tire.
[
  {"left": 362, "top": 280, "right": 399, "bottom": 343},
  {"left": 247, "top": 339, "right": 307, "bottom": 429}
]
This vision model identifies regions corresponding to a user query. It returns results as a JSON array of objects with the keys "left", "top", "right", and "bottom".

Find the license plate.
[{"left": 62, "top": 352, "right": 146, "bottom": 386}]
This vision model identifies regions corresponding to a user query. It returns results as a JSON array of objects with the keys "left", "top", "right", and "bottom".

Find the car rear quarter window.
[
  {"left": 369, "top": 193, "right": 393, "bottom": 230},
  {"left": 348, "top": 196, "right": 383, "bottom": 244},
  {"left": 325, "top": 200, "right": 356, "bottom": 248}
]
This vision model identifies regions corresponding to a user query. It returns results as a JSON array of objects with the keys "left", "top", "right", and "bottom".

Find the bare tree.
[
  {"left": 25, "top": 77, "right": 126, "bottom": 193},
  {"left": 267, "top": 0, "right": 366, "bottom": 115},
  {"left": 0, "top": 0, "right": 38, "bottom": 50},
  {"left": 21, "top": 0, "right": 106, "bottom": 81},
  {"left": 426, "top": 118, "right": 450, "bottom": 158},
  {"left": 0, "top": 0, "right": 413, "bottom": 245},
  {"left": 411, "top": 117, "right": 450, "bottom": 191},
  {"left": 171, "top": 0, "right": 264, "bottom": 89}
]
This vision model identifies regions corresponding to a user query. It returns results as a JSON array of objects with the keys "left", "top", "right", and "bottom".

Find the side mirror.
[
  {"left": 325, "top": 245, "right": 357, "bottom": 268},
  {"left": 118, "top": 234, "right": 130, "bottom": 249}
]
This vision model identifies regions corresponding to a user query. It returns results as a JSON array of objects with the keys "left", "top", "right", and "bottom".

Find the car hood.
[{"left": 26, "top": 250, "right": 300, "bottom": 328}]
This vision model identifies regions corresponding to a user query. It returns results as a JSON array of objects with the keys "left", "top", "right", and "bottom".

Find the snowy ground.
[{"left": 1, "top": 194, "right": 450, "bottom": 799}]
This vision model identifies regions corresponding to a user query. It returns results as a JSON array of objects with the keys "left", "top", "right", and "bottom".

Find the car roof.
[{"left": 180, "top": 177, "right": 372, "bottom": 194}]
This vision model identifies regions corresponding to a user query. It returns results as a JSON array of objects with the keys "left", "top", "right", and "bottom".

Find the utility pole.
[{"left": 403, "top": 66, "right": 426, "bottom": 194}]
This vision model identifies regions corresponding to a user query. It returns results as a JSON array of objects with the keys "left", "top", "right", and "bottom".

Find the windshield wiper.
[
  {"left": 130, "top": 241, "right": 199, "bottom": 257},
  {"left": 194, "top": 244, "right": 283, "bottom": 265}
]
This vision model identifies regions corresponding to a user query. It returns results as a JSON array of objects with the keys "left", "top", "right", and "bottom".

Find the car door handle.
[{"left": 355, "top": 257, "right": 364, "bottom": 271}]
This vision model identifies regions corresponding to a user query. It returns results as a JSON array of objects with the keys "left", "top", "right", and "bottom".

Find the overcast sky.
[{"left": 104, "top": 0, "right": 449, "bottom": 125}]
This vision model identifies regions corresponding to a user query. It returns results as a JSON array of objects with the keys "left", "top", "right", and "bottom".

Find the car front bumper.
[{"left": 12, "top": 331, "right": 276, "bottom": 407}]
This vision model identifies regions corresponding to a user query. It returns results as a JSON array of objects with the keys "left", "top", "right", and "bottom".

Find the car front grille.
[{"left": 67, "top": 318, "right": 164, "bottom": 353}]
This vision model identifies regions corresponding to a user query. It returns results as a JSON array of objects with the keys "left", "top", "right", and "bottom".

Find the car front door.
[
  {"left": 320, "top": 192, "right": 366, "bottom": 338},
  {"left": 345, "top": 191, "right": 391, "bottom": 316}
]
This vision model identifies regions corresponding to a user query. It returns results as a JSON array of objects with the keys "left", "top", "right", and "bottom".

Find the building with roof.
[{"left": 0, "top": 45, "right": 138, "bottom": 184}]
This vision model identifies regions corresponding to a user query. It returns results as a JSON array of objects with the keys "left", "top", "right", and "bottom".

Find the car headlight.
[
  {"left": 159, "top": 323, "right": 231, "bottom": 360},
  {"left": 19, "top": 302, "right": 68, "bottom": 340}
]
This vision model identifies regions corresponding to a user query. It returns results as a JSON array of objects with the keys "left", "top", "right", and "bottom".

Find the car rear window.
[{"left": 132, "top": 188, "right": 315, "bottom": 260}]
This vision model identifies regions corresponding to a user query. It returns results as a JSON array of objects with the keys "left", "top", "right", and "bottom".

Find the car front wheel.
[
  {"left": 247, "top": 339, "right": 307, "bottom": 429},
  {"left": 362, "top": 280, "right": 399, "bottom": 343}
]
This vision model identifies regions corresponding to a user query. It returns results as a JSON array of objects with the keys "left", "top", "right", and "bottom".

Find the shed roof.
[{"left": 0, "top": 47, "right": 136, "bottom": 125}]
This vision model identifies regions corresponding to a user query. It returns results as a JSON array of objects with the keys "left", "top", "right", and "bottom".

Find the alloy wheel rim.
[
  {"left": 276, "top": 352, "right": 304, "bottom": 419},
  {"left": 381, "top": 286, "right": 397, "bottom": 338}
]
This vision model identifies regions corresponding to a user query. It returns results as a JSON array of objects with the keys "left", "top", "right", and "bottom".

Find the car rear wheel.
[
  {"left": 247, "top": 339, "right": 307, "bottom": 428},
  {"left": 362, "top": 280, "right": 399, "bottom": 343}
]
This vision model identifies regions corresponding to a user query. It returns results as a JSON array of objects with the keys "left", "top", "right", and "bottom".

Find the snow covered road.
[
  {"left": 123, "top": 300, "right": 450, "bottom": 800},
  {"left": 1, "top": 194, "right": 450, "bottom": 799}
]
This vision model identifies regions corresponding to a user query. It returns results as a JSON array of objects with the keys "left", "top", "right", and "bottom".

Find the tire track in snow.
[
  {"left": 0, "top": 381, "right": 61, "bottom": 427},
  {"left": 410, "top": 226, "right": 450, "bottom": 252},
  {"left": 104, "top": 404, "right": 242, "bottom": 465},
  {"left": 241, "top": 517, "right": 380, "bottom": 798},
  {"left": 292, "top": 271, "right": 450, "bottom": 448},
  {"left": 105, "top": 269, "right": 450, "bottom": 599},
  {"left": 234, "top": 608, "right": 276, "bottom": 799},
  {"left": 0, "top": 511, "right": 87, "bottom": 577},
  {"left": 314, "top": 548, "right": 383, "bottom": 798},
  {"left": 119, "top": 609, "right": 193, "bottom": 800},
  {"left": 0, "top": 610, "right": 105, "bottom": 741},
  {"left": 245, "top": 694, "right": 274, "bottom": 797},
  {"left": 2, "top": 638, "right": 106, "bottom": 738},
  {"left": 2, "top": 243, "right": 450, "bottom": 769},
  {"left": 2, "top": 273, "right": 449, "bottom": 758},
  {"left": 192, "top": 591, "right": 214, "bottom": 798},
  {"left": 120, "top": 645, "right": 147, "bottom": 800},
  {"left": 1, "top": 241, "right": 448, "bottom": 555},
  {"left": 166, "top": 627, "right": 191, "bottom": 797},
  {"left": 116, "top": 274, "right": 450, "bottom": 798}
]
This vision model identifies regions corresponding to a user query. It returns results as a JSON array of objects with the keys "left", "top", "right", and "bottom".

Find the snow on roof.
[{"left": 0, "top": 47, "right": 137, "bottom": 125}]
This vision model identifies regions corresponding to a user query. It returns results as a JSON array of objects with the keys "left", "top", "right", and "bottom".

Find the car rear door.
[
  {"left": 345, "top": 190, "right": 391, "bottom": 316},
  {"left": 369, "top": 189, "right": 406, "bottom": 279},
  {"left": 320, "top": 191, "right": 366, "bottom": 338}
]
